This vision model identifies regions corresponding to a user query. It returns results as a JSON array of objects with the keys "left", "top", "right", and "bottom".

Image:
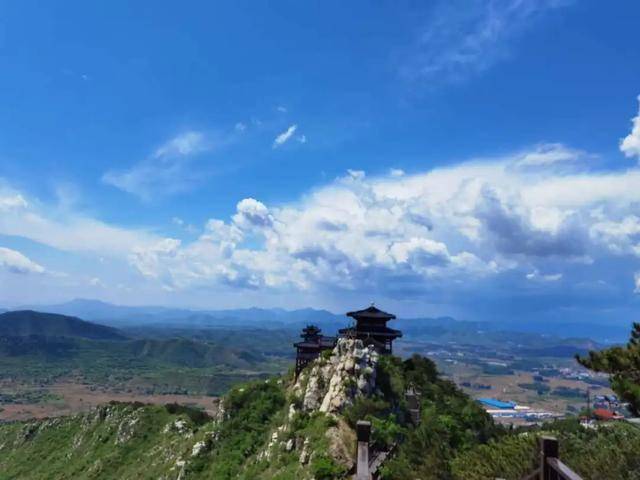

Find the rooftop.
[
  {"left": 346, "top": 305, "right": 396, "bottom": 321},
  {"left": 478, "top": 398, "right": 517, "bottom": 409}
]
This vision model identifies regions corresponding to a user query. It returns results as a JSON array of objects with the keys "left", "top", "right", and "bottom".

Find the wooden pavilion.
[
  {"left": 293, "top": 325, "right": 336, "bottom": 376},
  {"left": 338, "top": 304, "right": 402, "bottom": 354}
]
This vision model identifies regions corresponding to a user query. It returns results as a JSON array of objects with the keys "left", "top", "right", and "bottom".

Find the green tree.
[{"left": 576, "top": 322, "right": 640, "bottom": 416}]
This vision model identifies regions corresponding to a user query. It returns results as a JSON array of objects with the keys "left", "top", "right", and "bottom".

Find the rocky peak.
[{"left": 295, "top": 337, "right": 379, "bottom": 414}]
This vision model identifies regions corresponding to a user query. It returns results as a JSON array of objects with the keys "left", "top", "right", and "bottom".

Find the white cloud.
[
  {"left": 276, "top": 106, "right": 288, "bottom": 113},
  {"left": 621, "top": 95, "right": 640, "bottom": 160},
  {"left": 89, "top": 277, "right": 105, "bottom": 287},
  {"left": 390, "top": 168, "right": 405, "bottom": 177},
  {"left": 298, "top": 135, "right": 307, "bottom": 144},
  {"left": 232, "top": 198, "right": 273, "bottom": 229},
  {"left": 103, "top": 131, "right": 212, "bottom": 200},
  {"left": 635, "top": 272, "right": 640, "bottom": 293},
  {"left": 404, "top": 0, "right": 572, "bottom": 84},
  {"left": 526, "top": 270, "right": 562, "bottom": 282},
  {"left": 346, "top": 169, "right": 365, "bottom": 180},
  {"left": 273, "top": 125, "right": 298, "bottom": 148},
  {"left": 127, "top": 140, "right": 640, "bottom": 298},
  {"left": 234, "top": 122, "right": 247, "bottom": 133},
  {"left": 515, "top": 143, "right": 585, "bottom": 167},
  {"left": 153, "top": 131, "right": 206, "bottom": 158},
  {"left": 0, "top": 193, "right": 28, "bottom": 211},
  {"left": 0, "top": 247, "right": 45, "bottom": 274},
  {"left": 5, "top": 96, "right": 640, "bottom": 317},
  {"left": 0, "top": 184, "right": 160, "bottom": 258}
]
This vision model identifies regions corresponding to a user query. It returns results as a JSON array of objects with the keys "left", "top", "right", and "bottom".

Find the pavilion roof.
[{"left": 346, "top": 305, "right": 396, "bottom": 320}]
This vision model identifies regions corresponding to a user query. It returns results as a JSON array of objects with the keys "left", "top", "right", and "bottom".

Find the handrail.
[
  {"left": 519, "top": 467, "right": 541, "bottom": 480},
  {"left": 517, "top": 436, "right": 583, "bottom": 480},
  {"left": 546, "top": 458, "right": 583, "bottom": 480}
]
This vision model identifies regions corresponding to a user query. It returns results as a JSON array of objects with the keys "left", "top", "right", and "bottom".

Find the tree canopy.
[{"left": 576, "top": 322, "right": 640, "bottom": 416}]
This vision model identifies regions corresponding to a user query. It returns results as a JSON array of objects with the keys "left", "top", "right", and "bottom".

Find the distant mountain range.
[
  {"left": 0, "top": 310, "right": 126, "bottom": 341},
  {"left": 0, "top": 310, "right": 285, "bottom": 370},
  {"left": 6, "top": 298, "right": 631, "bottom": 344},
  {"left": 16, "top": 298, "right": 343, "bottom": 329}
]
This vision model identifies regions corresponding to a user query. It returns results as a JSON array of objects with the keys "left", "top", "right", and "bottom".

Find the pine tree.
[{"left": 576, "top": 322, "right": 640, "bottom": 416}]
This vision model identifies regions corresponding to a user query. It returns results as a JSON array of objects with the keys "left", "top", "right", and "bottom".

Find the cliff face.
[
  {"left": 295, "top": 338, "right": 379, "bottom": 413},
  {"left": 254, "top": 338, "right": 380, "bottom": 475}
]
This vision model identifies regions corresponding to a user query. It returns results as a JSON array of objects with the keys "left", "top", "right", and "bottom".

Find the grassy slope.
[
  {"left": 0, "top": 403, "right": 213, "bottom": 480},
  {"left": 0, "top": 380, "right": 288, "bottom": 480},
  {"left": 2, "top": 353, "right": 636, "bottom": 480}
]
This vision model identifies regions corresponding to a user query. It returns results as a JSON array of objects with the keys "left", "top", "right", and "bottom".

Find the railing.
[{"left": 513, "top": 436, "right": 583, "bottom": 480}]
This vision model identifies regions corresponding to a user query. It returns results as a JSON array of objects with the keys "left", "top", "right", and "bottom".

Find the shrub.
[
  {"left": 343, "top": 397, "right": 391, "bottom": 428},
  {"left": 311, "top": 454, "right": 347, "bottom": 479},
  {"left": 164, "top": 402, "right": 211, "bottom": 425}
]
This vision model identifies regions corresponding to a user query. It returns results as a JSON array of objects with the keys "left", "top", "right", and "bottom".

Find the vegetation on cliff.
[
  {"left": 2, "top": 332, "right": 639, "bottom": 479},
  {"left": 451, "top": 419, "right": 640, "bottom": 480}
]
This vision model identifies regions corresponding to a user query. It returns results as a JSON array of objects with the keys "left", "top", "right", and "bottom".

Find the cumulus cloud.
[
  {"left": 103, "top": 131, "right": 212, "bottom": 200},
  {"left": 7, "top": 132, "right": 640, "bottom": 307},
  {"left": 273, "top": 125, "right": 298, "bottom": 148},
  {"left": 0, "top": 247, "right": 45, "bottom": 274},
  {"left": 5, "top": 95, "right": 640, "bottom": 319},
  {"left": 232, "top": 198, "right": 273, "bottom": 229},
  {"left": 126, "top": 142, "right": 640, "bottom": 298},
  {"left": 621, "top": 95, "right": 640, "bottom": 160}
]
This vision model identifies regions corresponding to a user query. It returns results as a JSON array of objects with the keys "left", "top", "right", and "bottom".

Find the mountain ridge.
[
  {"left": 0, "top": 310, "right": 127, "bottom": 341},
  {"left": 10, "top": 298, "right": 630, "bottom": 344}
]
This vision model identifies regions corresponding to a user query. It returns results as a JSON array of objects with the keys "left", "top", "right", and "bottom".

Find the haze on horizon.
[{"left": 1, "top": 1, "right": 640, "bottom": 323}]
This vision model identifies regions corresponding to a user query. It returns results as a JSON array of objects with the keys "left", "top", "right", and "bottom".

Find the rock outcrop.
[
  {"left": 295, "top": 337, "right": 379, "bottom": 414},
  {"left": 251, "top": 337, "right": 380, "bottom": 473}
]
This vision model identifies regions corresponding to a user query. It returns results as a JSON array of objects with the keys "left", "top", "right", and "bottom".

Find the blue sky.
[{"left": 1, "top": 0, "right": 640, "bottom": 322}]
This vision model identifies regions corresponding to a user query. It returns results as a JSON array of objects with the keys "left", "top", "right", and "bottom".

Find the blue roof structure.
[{"left": 478, "top": 398, "right": 516, "bottom": 409}]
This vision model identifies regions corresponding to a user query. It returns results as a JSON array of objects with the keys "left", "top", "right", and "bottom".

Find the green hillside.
[
  {"left": 0, "top": 311, "right": 126, "bottom": 341},
  {"left": 0, "top": 339, "right": 498, "bottom": 479},
  {"left": 1, "top": 337, "right": 638, "bottom": 479},
  {"left": 451, "top": 419, "right": 640, "bottom": 479},
  {"left": 0, "top": 402, "right": 216, "bottom": 480},
  {"left": 129, "top": 338, "right": 263, "bottom": 368}
]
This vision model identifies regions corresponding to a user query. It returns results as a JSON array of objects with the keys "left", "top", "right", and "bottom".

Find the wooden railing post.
[
  {"left": 356, "top": 420, "right": 371, "bottom": 480},
  {"left": 540, "top": 436, "right": 559, "bottom": 480}
]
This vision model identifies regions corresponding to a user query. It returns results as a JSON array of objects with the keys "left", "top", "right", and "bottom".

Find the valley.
[{"left": 0, "top": 303, "right": 621, "bottom": 426}]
